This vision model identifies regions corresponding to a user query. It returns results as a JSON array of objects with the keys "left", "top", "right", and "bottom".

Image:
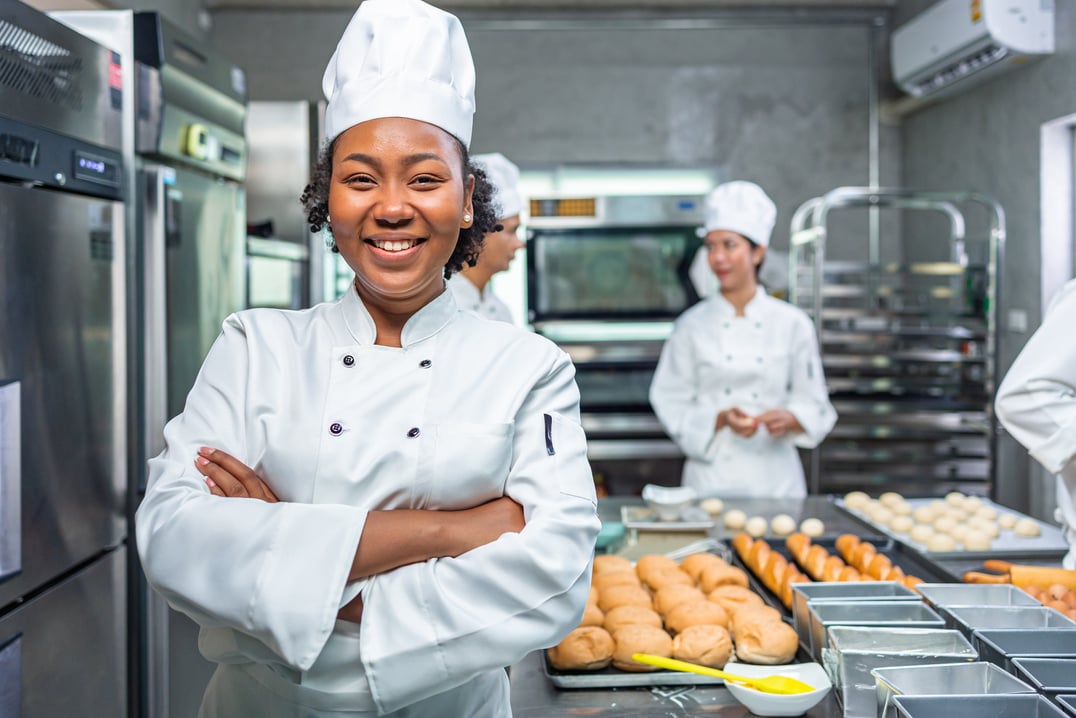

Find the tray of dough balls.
[
  {"left": 837, "top": 490, "right": 1070, "bottom": 560},
  {"left": 544, "top": 551, "right": 802, "bottom": 688}
]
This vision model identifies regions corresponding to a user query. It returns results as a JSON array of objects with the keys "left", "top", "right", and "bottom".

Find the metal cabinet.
[{"left": 789, "top": 187, "right": 1004, "bottom": 496}]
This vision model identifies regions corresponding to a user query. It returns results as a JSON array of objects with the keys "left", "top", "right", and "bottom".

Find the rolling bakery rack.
[{"left": 788, "top": 187, "right": 1005, "bottom": 497}]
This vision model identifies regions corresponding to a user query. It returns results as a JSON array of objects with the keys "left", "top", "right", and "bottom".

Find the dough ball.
[
  {"left": 672, "top": 624, "right": 732, "bottom": 668},
  {"left": 913, "top": 505, "right": 937, "bottom": 523},
  {"left": 707, "top": 585, "right": 765, "bottom": 616},
  {"left": 593, "top": 554, "right": 635, "bottom": 575},
  {"left": 946, "top": 507, "right": 969, "bottom": 522},
  {"left": 844, "top": 491, "right": 872, "bottom": 510},
  {"left": 930, "top": 499, "right": 949, "bottom": 515},
  {"left": 948, "top": 524, "right": 969, "bottom": 543},
  {"left": 724, "top": 509, "right": 748, "bottom": 530},
  {"left": 580, "top": 603, "right": 605, "bottom": 627},
  {"left": 1014, "top": 518, "right": 1042, "bottom": 537},
  {"left": 592, "top": 570, "right": 641, "bottom": 592},
  {"left": 909, "top": 524, "right": 934, "bottom": 544},
  {"left": 597, "top": 585, "right": 653, "bottom": 613},
  {"left": 770, "top": 514, "right": 797, "bottom": 536},
  {"left": 744, "top": 516, "right": 768, "bottom": 538},
  {"left": 975, "top": 505, "right": 997, "bottom": 520},
  {"left": 880, "top": 491, "right": 905, "bottom": 507},
  {"left": 890, "top": 515, "right": 914, "bottom": 534},
  {"left": 652, "top": 584, "right": 706, "bottom": 617},
  {"left": 665, "top": 600, "right": 730, "bottom": 635},
  {"left": 969, "top": 517, "right": 1000, "bottom": 538},
  {"left": 679, "top": 552, "right": 726, "bottom": 582},
  {"left": 603, "top": 605, "right": 664, "bottom": 634},
  {"left": 891, "top": 501, "right": 913, "bottom": 517},
  {"left": 963, "top": 529, "right": 992, "bottom": 551},
  {"left": 548, "top": 626, "right": 615, "bottom": 671},
  {"left": 963, "top": 496, "right": 983, "bottom": 511},
  {"left": 945, "top": 491, "right": 966, "bottom": 506},
  {"left": 799, "top": 517, "right": 825, "bottom": 538},
  {"left": 611, "top": 625, "right": 673, "bottom": 672},
  {"left": 700, "top": 497, "right": 725, "bottom": 516},
  {"left": 926, "top": 533, "right": 957, "bottom": 552},
  {"left": 932, "top": 516, "right": 957, "bottom": 534},
  {"left": 998, "top": 513, "right": 1018, "bottom": 529}
]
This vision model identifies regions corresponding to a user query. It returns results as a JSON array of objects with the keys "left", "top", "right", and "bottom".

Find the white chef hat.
[
  {"left": 473, "top": 153, "right": 523, "bottom": 219},
  {"left": 322, "top": 0, "right": 477, "bottom": 147},
  {"left": 702, "top": 180, "right": 777, "bottom": 247}
]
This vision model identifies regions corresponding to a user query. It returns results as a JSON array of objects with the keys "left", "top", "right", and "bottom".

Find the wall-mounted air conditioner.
[{"left": 891, "top": 0, "right": 1054, "bottom": 100}]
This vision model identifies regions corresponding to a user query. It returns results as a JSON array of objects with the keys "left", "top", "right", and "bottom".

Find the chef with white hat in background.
[
  {"left": 649, "top": 180, "right": 837, "bottom": 498},
  {"left": 449, "top": 152, "right": 525, "bottom": 323},
  {"left": 135, "top": 0, "right": 599, "bottom": 715}
]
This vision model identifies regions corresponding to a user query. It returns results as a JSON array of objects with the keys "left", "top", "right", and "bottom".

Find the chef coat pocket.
[
  {"left": 430, "top": 422, "right": 514, "bottom": 509},
  {"left": 548, "top": 413, "right": 596, "bottom": 503}
]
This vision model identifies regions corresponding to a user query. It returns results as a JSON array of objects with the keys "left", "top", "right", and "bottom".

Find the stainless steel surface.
[
  {"left": 892, "top": 694, "right": 1067, "bottom": 718},
  {"left": 0, "top": 383, "right": 20, "bottom": 583},
  {"left": 1011, "top": 658, "right": 1076, "bottom": 697},
  {"left": 823, "top": 626, "right": 977, "bottom": 718},
  {"left": 974, "top": 629, "right": 1076, "bottom": 673},
  {"left": 526, "top": 193, "right": 704, "bottom": 229},
  {"left": 873, "top": 662, "right": 1034, "bottom": 718},
  {"left": 808, "top": 600, "right": 944, "bottom": 659},
  {"left": 0, "top": 547, "right": 127, "bottom": 717},
  {"left": 941, "top": 606, "right": 1076, "bottom": 640},
  {"left": 792, "top": 582, "right": 919, "bottom": 649},
  {"left": 916, "top": 583, "right": 1042, "bottom": 610},
  {"left": 587, "top": 438, "right": 683, "bottom": 460},
  {"left": 619, "top": 504, "right": 715, "bottom": 532}
]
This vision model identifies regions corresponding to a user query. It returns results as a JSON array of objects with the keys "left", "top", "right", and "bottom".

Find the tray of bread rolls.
[
  {"left": 544, "top": 549, "right": 803, "bottom": 688},
  {"left": 837, "top": 490, "right": 1070, "bottom": 560}
]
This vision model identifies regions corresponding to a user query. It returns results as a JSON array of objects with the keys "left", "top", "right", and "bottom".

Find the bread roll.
[
  {"left": 879, "top": 491, "right": 904, "bottom": 507},
  {"left": 592, "top": 570, "right": 641, "bottom": 592},
  {"left": 672, "top": 625, "right": 732, "bottom": 668},
  {"left": 734, "top": 615, "right": 798, "bottom": 665},
  {"left": 708, "top": 585, "right": 765, "bottom": 615},
  {"left": 974, "top": 505, "right": 997, "bottom": 521},
  {"left": 665, "top": 600, "right": 730, "bottom": 634},
  {"left": 548, "top": 626, "right": 615, "bottom": 671},
  {"left": 891, "top": 501, "right": 913, "bottom": 517},
  {"left": 912, "top": 505, "right": 937, "bottom": 523},
  {"left": 611, "top": 625, "right": 673, "bottom": 671},
  {"left": 603, "top": 605, "right": 663, "bottom": 634},
  {"left": 700, "top": 497, "right": 725, "bottom": 516},
  {"left": 926, "top": 533, "right": 957, "bottom": 552},
  {"left": 588, "top": 586, "right": 599, "bottom": 606},
  {"left": 729, "top": 604, "right": 782, "bottom": 639},
  {"left": 597, "top": 585, "right": 652, "bottom": 613},
  {"left": 652, "top": 584, "right": 706, "bottom": 616},
  {"left": 932, "top": 515, "right": 957, "bottom": 534},
  {"left": 643, "top": 567, "right": 696, "bottom": 592},
  {"left": 679, "top": 552, "right": 726, "bottom": 582},
  {"left": 700, "top": 564, "right": 749, "bottom": 593},
  {"left": 770, "top": 514, "right": 797, "bottom": 536},
  {"left": 998, "top": 513, "right": 1018, "bottom": 529},
  {"left": 635, "top": 554, "right": 680, "bottom": 583},
  {"left": 1014, "top": 518, "right": 1041, "bottom": 537},
  {"left": 963, "top": 529, "right": 991, "bottom": 551},
  {"left": 844, "top": 490, "right": 871, "bottom": 509},
  {"left": 745, "top": 515, "right": 768, "bottom": 538},
  {"left": 580, "top": 603, "right": 605, "bottom": 627},
  {"left": 945, "top": 491, "right": 966, "bottom": 506},
  {"left": 890, "top": 516, "right": 914, "bottom": 534},
  {"left": 593, "top": 554, "right": 635, "bottom": 575},
  {"left": 909, "top": 524, "right": 934, "bottom": 544}
]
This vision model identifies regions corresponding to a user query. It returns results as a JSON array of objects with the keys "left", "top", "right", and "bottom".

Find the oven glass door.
[{"left": 527, "top": 226, "right": 702, "bottom": 322}]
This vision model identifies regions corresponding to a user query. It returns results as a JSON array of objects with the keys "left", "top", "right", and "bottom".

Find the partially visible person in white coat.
[
  {"left": 649, "top": 181, "right": 837, "bottom": 498},
  {"left": 448, "top": 152, "right": 525, "bottom": 323},
  {"left": 995, "top": 277, "right": 1076, "bottom": 569},
  {"left": 135, "top": 2, "right": 600, "bottom": 716}
]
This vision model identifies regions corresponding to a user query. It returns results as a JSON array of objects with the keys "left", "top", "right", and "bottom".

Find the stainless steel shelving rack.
[{"left": 789, "top": 187, "right": 1005, "bottom": 496}]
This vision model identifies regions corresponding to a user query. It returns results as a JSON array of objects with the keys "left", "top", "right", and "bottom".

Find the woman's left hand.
[
  {"left": 756, "top": 410, "right": 802, "bottom": 437},
  {"left": 194, "top": 447, "right": 279, "bottom": 502}
]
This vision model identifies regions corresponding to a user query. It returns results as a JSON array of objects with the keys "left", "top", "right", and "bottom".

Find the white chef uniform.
[
  {"left": 649, "top": 287, "right": 837, "bottom": 497},
  {"left": 136, "top": 287, "right": 600, "bottom": 716},
  {"left": 447, "top": 273, "right": 515, "bottom": 323},
  {"left": 995, "top": 278, "right": 1076, "bottom": 569}
]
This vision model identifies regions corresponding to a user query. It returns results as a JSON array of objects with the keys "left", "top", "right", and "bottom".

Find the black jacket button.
[
  {"left": 329, "top": 422, "right": 343, "bottom": 436},
  {"left": 407, "top": 427, "right": 420, "bottom": 438},
  {"left": 419, "top": 359, "right": 432, "bottom": 368},
  {"left": 343, "top": 355, "right": 355, "bottom": 367}
]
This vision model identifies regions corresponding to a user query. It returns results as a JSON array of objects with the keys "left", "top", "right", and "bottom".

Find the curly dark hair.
[{"left": 300, "top": 136, "right": 499, "bottom": 278}]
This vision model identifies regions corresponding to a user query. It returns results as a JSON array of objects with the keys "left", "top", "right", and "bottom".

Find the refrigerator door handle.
[
  {"left": 141, "top": 168, "right": 171, "bottom": 465},
  {"left": 0, "top": 382, "right": 21, "bottom": 584},
  {"left": 0, "top": 633, "right": 22, "bottom": 714}
]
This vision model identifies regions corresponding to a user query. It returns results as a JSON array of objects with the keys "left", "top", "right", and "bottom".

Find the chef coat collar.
[
  {"left": 340, "top": 280, "right": 457, "bottom": 347},
  {"left": 713, "top": 286, "right": 767, "bottom": 319}
]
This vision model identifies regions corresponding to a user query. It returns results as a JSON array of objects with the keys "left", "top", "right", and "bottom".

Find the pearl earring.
[{"left": 463, "top": 213, "right": 472, "bottom": 222}]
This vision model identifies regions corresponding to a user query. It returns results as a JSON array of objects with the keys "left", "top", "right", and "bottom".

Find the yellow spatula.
[{"left": 630, "top": 654, "right": 815, "bottom": 695}]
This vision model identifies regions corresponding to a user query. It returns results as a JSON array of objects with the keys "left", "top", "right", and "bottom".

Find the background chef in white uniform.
[
  {"left": 135, "top": 1, "right": 600, "bottom": 715},
  {"left": 448, "top": 152, "right": 525, "bottom": 323},
  {"left": 995, "top": 277, "right": 1076, "bottom": 569},
  {"left": 649, "top": 181, "right": 837, "bottom": 498}
]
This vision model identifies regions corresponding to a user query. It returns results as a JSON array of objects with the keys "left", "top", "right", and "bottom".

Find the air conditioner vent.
[
  {"left": 908, "top": 44, "right": 1010, "bottom": 98},
  {"left": 0, "top": 19, "right": 83, "bottom": 111}
]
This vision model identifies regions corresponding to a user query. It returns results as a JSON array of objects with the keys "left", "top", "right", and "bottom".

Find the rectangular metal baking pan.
[
  {"left": 873, "top": 662, "right": 1035, "bottom": 718},
  {"left": 892, "top": 694, "right": 1068, "bottom": 718},
  {"left": 916, "top": 583, "right": 1041, "bottom": 610}
]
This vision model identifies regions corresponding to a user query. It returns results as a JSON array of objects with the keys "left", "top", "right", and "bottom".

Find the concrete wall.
[
  {"left": 894, "top": 0, "right": 1075, "bottom": 515},
  {"left": 210, "top": 9, "right": 899, "bottom": 259}
]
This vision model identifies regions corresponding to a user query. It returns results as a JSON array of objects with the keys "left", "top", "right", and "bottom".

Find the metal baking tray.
[
  {"left": 941, "top": 605, "right": 1076, "bottom": 640},
  {"left": 620, "top": 505, "right": 715, "bottom": 532},
  {"left": 542, "top": 651, "right": 723, "bottom": 689},
  {"left": 834, "top": 496, "right": 1070, "bottom": 559},
  {"left": 974, "top": 629, "right": 1076, "bottom": 672},
  {"left": 1058, "top": 695, "right": 1076, "bottom": 717},
  {"left": 873, "top": 662, "right": 1035, "bottom": 718},
  {"left": 808, "top": 600, "right": 944, "bottom": 659},
  {"left": 916, "top": 583, "right": 1041, "bottom": 610},
  {"left": 791, "top": 582, "right": 920, "bottom": 649},
  {"left": 1011, "top": 658, "right": 1076, "bottom": 699},
  {"left": 892, "top": 694, "right": 1068, "bottom": 718}
]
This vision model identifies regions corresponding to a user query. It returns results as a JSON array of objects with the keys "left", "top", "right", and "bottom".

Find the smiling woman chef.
[
  {"left": 649, "top": 181, "right": 836, "bottom": 498},
  {"left": 134, "top": 1, "right": 600, "bottom": 716}
]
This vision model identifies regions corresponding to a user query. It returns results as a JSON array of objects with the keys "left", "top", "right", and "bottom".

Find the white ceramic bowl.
[
  {"left": 641, "top": 484, "right": 697, "bottom": 521},
  {"left": 722, "top": 661, "right": 832, "bottom": 717}
]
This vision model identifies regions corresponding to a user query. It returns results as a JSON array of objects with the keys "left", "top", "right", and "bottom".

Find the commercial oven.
[{"left": 526, "top": 194, "right": 704, "bottom": 495}]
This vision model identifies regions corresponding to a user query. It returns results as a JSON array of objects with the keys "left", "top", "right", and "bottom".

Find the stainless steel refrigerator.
[
  {"left": 51, "top": 10, "right": 247, "bottom": 718},
  {"left": 0, "top": 3, "right": 128, "bottom": 715}
]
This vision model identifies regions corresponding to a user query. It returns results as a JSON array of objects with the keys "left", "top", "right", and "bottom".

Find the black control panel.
[{"left": 0, "top": 116, "right": 124, "bottom": 201}]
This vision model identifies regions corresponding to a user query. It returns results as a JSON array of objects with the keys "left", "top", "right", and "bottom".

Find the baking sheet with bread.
[{"left": 545, "top": 550, "right": 800, "bottom": 687}]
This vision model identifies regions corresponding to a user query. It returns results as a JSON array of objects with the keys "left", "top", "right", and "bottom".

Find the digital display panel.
[{"left": 73, "top": 151, "right": 119, "bottom": 187}]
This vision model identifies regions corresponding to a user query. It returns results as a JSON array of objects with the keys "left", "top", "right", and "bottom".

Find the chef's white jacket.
[
  {"left": 649, "top": 288, "right": 836, "bottom": 498},
  {"left": 447, "top": 273, "right": 514, "bottom": 324},
  {"left": 995, "top": 278, "right": 1076, "bottom": 569},
  {"left": 136, "top": 286, "right": 600, "bottom": 716}
]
